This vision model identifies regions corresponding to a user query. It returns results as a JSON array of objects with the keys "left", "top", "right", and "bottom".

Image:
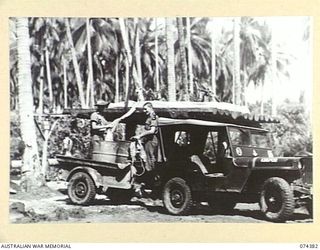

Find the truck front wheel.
[
  {"left": 163, "top": 177, "right": 193, "bottom": 215},
  {"left": 259, "top": 177, "right": 295, "bottom": 222},
  {"left": 68, "top": 172, "right": 96, "bottom": 205}
]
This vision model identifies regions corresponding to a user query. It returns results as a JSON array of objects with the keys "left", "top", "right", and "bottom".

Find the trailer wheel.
[
  {"left": 163, "top": 177, "right": 193, "bottom": 215},
  {"left": 68, "top": 172, "right": 96, "bottom": 205},
  {"left": 107, "top": 188, "right": 133, "bottom": 203},
  {"left": 259, "top": 177, "right": 294, "bottom": 222}
]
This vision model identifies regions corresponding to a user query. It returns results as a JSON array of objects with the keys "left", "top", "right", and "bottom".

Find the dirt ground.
[{"left": 9, "top": 181, "right": 312, "bottom": 224}]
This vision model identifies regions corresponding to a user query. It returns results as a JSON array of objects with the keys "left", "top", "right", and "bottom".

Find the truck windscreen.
[{"left": 229, "top": 127, "right": 271, "bottom": 149}]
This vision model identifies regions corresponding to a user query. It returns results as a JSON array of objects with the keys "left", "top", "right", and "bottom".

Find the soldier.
[
  {"left": 132, "top": 102, "right": 159, "bottom": 171},
  {"left": 90, "top": 100, "right": 110, "bottom": 144},
  {"left": 62, "top": 131, "right": 73, "bottom": 156}
]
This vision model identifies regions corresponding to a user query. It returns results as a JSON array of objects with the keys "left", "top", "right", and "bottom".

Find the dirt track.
[{"left": 9, "top": 181, "right": 312, "bottom": 224}]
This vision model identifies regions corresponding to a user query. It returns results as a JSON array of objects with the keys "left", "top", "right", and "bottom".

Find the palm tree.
[
  {"left": 44, "top": 37, "right": 53, "bottom": 109},
  {"left": 154, "top": 18, "right": 160, "bottom": 94},
  {"left": 136, "top": 18, "right": 166, "bottom": 99},
  {"left": 15, "top": 17, "right": 41, "bottom": 190},
  {"left": 119, "top": 18, "right": 132, "bottom": 103},
  {"left": 166, "top": 17, "right": 176, "bottom": 101},
  {"left": 186, "top": 17, "right": 194, "bottom": 95},
  {"left": 242, "top": 18, "right": 292, "bottom": 114},
  {"left": 240, "top": 17, "right": 267, "bottom": 107},
  {"left": 119, "top": 18, "right": 144, "bottom": 102},
  {"left": 134, "top": 18, "right": 144, "bottom": 98},
  {"left": 86, "top": 18, "right": 94, "bottom": 107},
  {"left": 65, "top": 18, "right": 86, "bottom": 108},
  {"left": 167, "top": 18, "right": 212, "bottom": 101},
  {"left": 177, "top": 17, "right": 189, "bottom": 101},
  {"left": 233, "top": 17, "right": 241, "bottom": 105},
  {"left": 29, "top": 18, "right": 69, "bottom": 112},
  {"left": 210, "top": 18, "right": 216, "bottom": 97}
]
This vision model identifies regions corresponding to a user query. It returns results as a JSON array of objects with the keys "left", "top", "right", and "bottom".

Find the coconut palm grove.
[{"left": 10, "top": 17, "right": 312, "bottom": 191}]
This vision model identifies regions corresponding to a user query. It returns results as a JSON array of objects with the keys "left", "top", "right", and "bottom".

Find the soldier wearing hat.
[{"left": 90, "top": 100, "right": 110, "bottom": 142}]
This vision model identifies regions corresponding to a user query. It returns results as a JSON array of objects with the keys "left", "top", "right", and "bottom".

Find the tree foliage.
[
  {"left": 249, "top": 99, "right": 312, "bottom": 157},
  {"left": 271, "top": 100, "right": 312, "bottom": 156}
]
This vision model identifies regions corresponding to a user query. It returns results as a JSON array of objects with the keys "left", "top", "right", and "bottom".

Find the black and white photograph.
[{"left": 9, "top": 16, "right": 313, "bottom": 224}]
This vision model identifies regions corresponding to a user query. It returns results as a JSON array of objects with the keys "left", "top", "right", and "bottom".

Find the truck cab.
[{"left": 151, "top": 118, "right": 312, "bottom": 221}]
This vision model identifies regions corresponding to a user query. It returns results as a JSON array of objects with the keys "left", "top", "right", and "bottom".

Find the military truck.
[{"left": 56, "top": 101, "right": 312, "bottom": 222}]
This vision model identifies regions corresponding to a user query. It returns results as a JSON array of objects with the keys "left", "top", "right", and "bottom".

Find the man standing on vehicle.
[
  {"left": 132, "top": 102, "right": 159, "bottom": 171},
  {"left": 90, "top": 100, "right": 110, "bottom": 144}
]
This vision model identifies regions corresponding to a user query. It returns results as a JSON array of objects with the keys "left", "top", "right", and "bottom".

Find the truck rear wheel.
[
  {"left": 259, "top": 177, "right": 294, "bottom": 222},
  {"left": 68, "top": 172, "right": 96, "bottom": 205},
  {"left": 163, "top": 177, "right": 193, "bottom": 215}
]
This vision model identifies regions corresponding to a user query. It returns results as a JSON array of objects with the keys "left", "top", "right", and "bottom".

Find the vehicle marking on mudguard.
[{"left": 260, "top": 158, "right": 278, "bottom": 163}]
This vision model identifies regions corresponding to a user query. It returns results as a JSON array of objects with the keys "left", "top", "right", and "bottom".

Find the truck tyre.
[
  {"left": 107, "top": 188, "right": 133, "bottom": 203},
  {"left": 68, "top": 172, "right": 96, "bottom": 205},
  {"left": 259, "top": 177, "right": 294, "bottom": 222},
  {"left": 163, "top": 177, "right": 193, "bottom": 215}
]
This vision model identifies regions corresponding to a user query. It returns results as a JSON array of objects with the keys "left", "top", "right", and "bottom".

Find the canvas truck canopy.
[
  {"left": 63, "top": 101, "right": 279, "bottom": 127},
  {"left": 157, "top": 117, "right": 268, "bottom": 132}
]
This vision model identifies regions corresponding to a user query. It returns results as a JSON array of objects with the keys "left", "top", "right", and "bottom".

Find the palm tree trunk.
[
  {"left": 41, "top": 118, "right": 59, "bottom": 178},
  {"left": 211, "top": 19, "right": 216, "bottom": 98},
  {"left": 45, "top": 47, "right": 53, "bottom": 110},
  {"left": 66, "top": 18, "right": 86, "bottom": 108},
  {"left": 115, "top": 57, "right": 119, "bottom": 102},
  {"left": 124, "top": 55, "right": 130, "bottom": 105},
  {"left": 177, "top": 17, "right": 189, "bottom": 101},
  {"left": 39, "top": 52, "right": 44, "bottom": 118},
  {"left": 186, "top": 17, "right": 194, "bottom": 96},
  {"left": 119, "top": 18, "right": 132, "bottom": 105},
  {"left": 86, "top": 18, "right": 94, "bottom": 108},
  {"left": 233, "top": 17, "right": 241, "bottom": 105},
  {"left": 260, "top": 80, "right": 265, "bottom": 115},
  {"left": 63, "top": 57, "right": 68, "bottom": 109},
  {"left": 16, "top": 17, "right": 41, "bottom": 190},
  {"left": 270, "top": 19, "right": 277, "bottom": 116},
  {"left": 166, "top": 17, "right": 176, "bottom": 101},
  {"left": 155, "top": 18, "right": 160, "bottom": 95},
  {"left": 134, "top": 18, "right": 144, "bottom": 101}
]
